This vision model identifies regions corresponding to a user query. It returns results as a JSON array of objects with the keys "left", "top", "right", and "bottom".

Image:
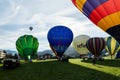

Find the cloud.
[
  {"left": 0, "top": 0, "right": 109, "bottom": 51},
  {"left": 0, "top": 0, "right": 21, "bottom": 25}
]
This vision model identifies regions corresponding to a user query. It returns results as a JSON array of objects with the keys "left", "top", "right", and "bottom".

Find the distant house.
[
  {"left": 38, "top": 54, "right": 53, "bottom": 59},
  {"left": 0, "top": 50, "right": 6, "bottom": 60},
  {"left": 43, "top": 54, "right": 53, "bottom": 59}
]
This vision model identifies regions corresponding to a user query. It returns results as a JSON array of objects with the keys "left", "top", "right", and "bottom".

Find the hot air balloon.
[
  {"left": 105, "top": 36, "right": 120, "bottom": 59},
  {"left": 16, "top": 35, "right": 39, "bottom": 61},
  {"left": 72, "top": 35, "right": 90, "bottom": 58},
  {"left": 116, "top": 50, "right": 120, "bottom": 58},
  {"left": 29, "top": 26, "right": 33, "bottom": 31},
  {"left": 72, "top": 0, "right": 120, "bottom": 44},
  {"left": 47, "top": 25, "right": 73, "bottom": 60},
  {"left": 86, "top": 37, "right": 105, "bottom": 64}
]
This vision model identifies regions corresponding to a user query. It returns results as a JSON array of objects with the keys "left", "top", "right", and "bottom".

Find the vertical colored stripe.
[
  {"left": 114, "top": 40, "right": 119, "bottom": 54},
  {"left": 18, "top": 40, "right": 23, "bottom": 49},
  {"left": 99, "top": 38, "right": 103, "bottom": 54},
  {"left": 88, "top": 38, "right": 92, "bottom": 53},
  {"left": 107, "top": 37, "right": 111, "bottom": 53},
  {"left": 111, "top": 38, "right": 115, "bottom": 54},
  {"left": 93, "top": 38, "right": 96, "bottom": 56},
  {"left": 24, "top": 37, "right": 27, "bottom": 46},
  {"left": 96, "top": 38, "right": 99, "bottom": 55}
]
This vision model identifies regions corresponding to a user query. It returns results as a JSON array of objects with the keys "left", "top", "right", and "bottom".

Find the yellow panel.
[
  {"left": 76, "top": 0, "right": 86, "bottom": 12},
  {"left": 111, "top": 38, "right": 116, "bottom": 54},
  {"left": 97, "top": 11, "right": 120, "bottom": 31},
  {"left": 97, "top": 21, "right": 108, "bottom": 32}
]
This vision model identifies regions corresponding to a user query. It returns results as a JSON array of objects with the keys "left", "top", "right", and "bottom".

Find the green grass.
[{"left": 0, "top": 59, "right": 120, "bottom": 80}]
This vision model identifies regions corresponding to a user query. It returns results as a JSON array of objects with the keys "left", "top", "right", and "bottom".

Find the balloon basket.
[
  {"left": 58, "top": 58, "right": 68, "bottom": 62},
  {"left": 27, "top": 55, "right": 32, "bottom": 62}
]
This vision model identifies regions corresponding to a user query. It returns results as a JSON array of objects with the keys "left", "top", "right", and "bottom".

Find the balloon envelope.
[
  {"left": 47, "top": 25, "right": 73, "bottom": 59},
  {"left": 29, "top": 26, "right": 33, "bottom": 31},
  {"left": 73, "top": 35, "right": 90, "bottom": 55},
  {"left": 116, "top": 50, "right": 120, "bottom": 58},
  {"left": 86, "top": 37, "right": 105, "bottom": 58},
  {"left": 105, "top": 36, "right": 120, "bottom": 56},
  {"left": 72, "top": 0, "right": 120, "bottom": 44},
  {"left": 16, "top": 35, "right": 39, "bottom": 60}
]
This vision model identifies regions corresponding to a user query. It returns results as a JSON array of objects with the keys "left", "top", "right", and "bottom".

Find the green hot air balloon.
[{"left": 16, "top": 35, "right": 39, "bottom": 61}]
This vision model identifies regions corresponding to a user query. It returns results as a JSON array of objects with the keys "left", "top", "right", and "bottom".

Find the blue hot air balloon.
[{"left": 47, "top": 25, "right": 73, "bottom": 60}]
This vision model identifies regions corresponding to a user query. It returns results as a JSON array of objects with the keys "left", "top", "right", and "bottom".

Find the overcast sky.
[{"left": 0, "top": 0, "right": 109, "bottom": 51}]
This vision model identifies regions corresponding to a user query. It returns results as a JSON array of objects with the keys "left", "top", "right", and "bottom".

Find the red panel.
[
  {"left": 114, "top": 0, "right": 120, "bottom": 11},
  {"left": 72, "top": 0, "right": 77, "bottom": 7},
  {"left": 89, "top": 0, "right": 120, "bottom": 24},
  {"left": 90, "top": 5, "right": 108, "bottom": 24}
]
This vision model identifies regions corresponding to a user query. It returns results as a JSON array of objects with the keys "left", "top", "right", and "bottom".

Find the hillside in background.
[{"left": 37, "top": 46, "right": 80, "bottom": 57}]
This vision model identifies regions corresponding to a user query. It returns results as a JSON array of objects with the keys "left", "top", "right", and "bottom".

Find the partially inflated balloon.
[
  {"left": 47, "top": 25, "right": 73, "bottom": 59},
  {"left": 105, "top": 36, "right": 119, "bottom": 57},
  {"left": 73, "top": 35, "right": 90, "bottom": 55},
  {"left": 72, "top": 0, "right": 120, "bottom": 44},
  {"left": 16, "top": 35, "right": 39, "bottom": 60},
  {"left": 86, "top": 37, "right": 105, "bottom": 58}
]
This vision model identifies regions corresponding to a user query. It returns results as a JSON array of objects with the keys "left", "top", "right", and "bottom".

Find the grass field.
[{"left": 0, "top": 58, "right": 120, "bottom": 80}]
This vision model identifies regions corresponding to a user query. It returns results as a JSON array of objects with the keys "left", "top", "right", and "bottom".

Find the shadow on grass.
[
  {"left": 0, "top": 60, "right": 120, "bottom": 80},
  {"left": 82, "top": 59, "right": 120, "bottom": 67}
]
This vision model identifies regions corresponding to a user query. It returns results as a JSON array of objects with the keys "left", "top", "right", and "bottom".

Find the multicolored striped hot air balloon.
[
  {"left": 86, "top": 37, "right": 105, "bottom": 58},
  {"left": 16, "top": 35, "right": 39, "bottom": 61},
  {"left": 72, "top": 0, "right": 120, "bottom": 44},
  {"left": 116, "top": 50, "right": 120, "bottom": 58},
  {"left": 105, "top": 36, "right": 120, "bottom": 58},
  {"left": 47, "top": 25, "right": 73, "bottom": 60}
]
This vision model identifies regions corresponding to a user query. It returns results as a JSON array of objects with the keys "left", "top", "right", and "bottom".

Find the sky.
[{"left": 0, "top": 0, "right": 110, "bottom": 51}]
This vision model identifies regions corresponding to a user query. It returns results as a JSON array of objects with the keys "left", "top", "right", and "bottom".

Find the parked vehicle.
[{"left": 3, "top": 58, "right": 20, "bottom": 69}]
